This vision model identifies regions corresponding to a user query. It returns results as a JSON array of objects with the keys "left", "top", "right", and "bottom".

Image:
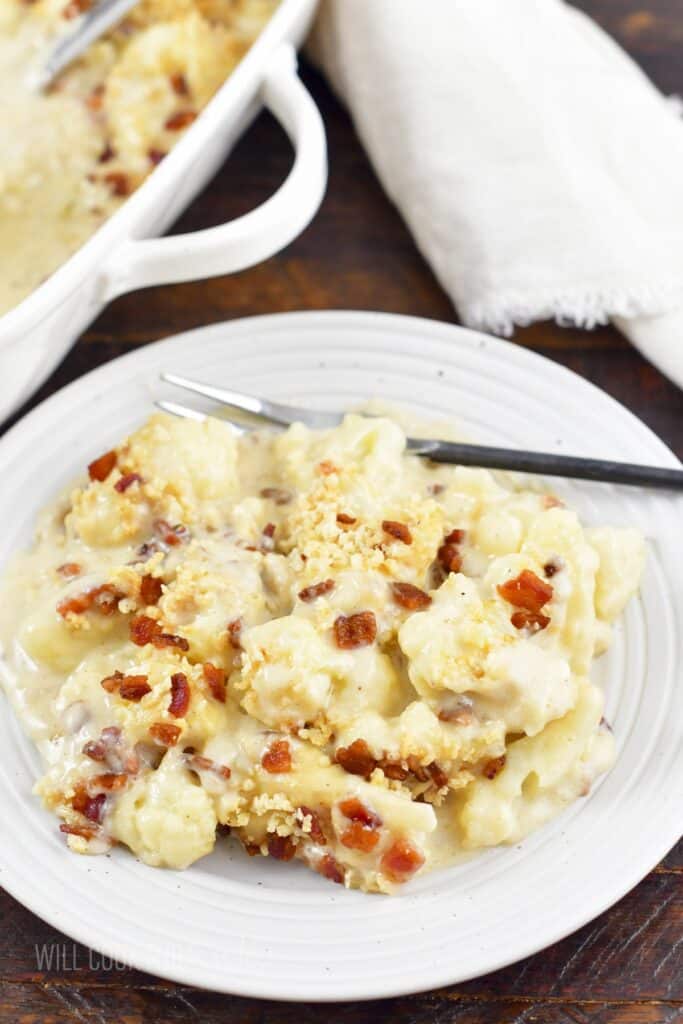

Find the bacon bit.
[
  {"left": 498, "top": 570, "right": 553, "bottom": 613},
  {"left": 390, "top": 582, "right": 432, "bottom": 611},
  {"left": 60, "top": 822, "right": 98, "bottom": 840},
  {"left": 335, "top": 739, "right": 377, "bottom": 779},
  {"left": 543, "top": 559, "right": 562, "bottom": 578},
  {"left": 438, "top": 704, "right": 475, "bottom": 726},
  {"left": 216, "top": 823, "right": 231, "bottom": 836},
  {"left": 82, "top": 739, "right": 107, "bottom": 762},
  {"left": 427, "top": 762, "right": 449, "bottom": 789},
  {"left": 482, "top": 755, "right": 506, "bottom": 780},
  {"left": 203, "top": 663, "right": 226, "bottom": 703},
  {"left": 98, "top": 143, "right": 114, "bottom": 164},
  {"left": 169, "top": 673, "right": 190, "bottom": 718},
  {"left": 298, "top": 579, "right": 335, "bottom": 603},
  {"left": 114, "top": 472, "right": 142, "bottom": 493},
  {"left": 56, "top": 562, "right": 81, "bottom": 578},
  {"left": 510, "top": 609, "right": 551, "bottom": 633},
  {"left": 438, "top": 528, "right": 466, "bottom": 574},
  {"left": 57, "top": 583, "right": 121, "bottom": 618},
  {"left": 129, "top": 615, "right": 189, "bottom": 651},
  {"left": 136, "top": 540, "right": 162, "bottom": 560},
  {"left": 227, "top": 617, "right": 243, "bottom": 650},
  {"left": 339, "top": 797, "right": 382, "bottom": 828},
  {"left": 63, "top": 0, "right": 91, "bottom": 15},
  {"left": 261, "top": 739, "right": 292, "bottom": 774},
  {"left": 140, "top": 574, "right": 162, "bottom": 605},
  {"left": 543, "top": 495, "right": 564, "bottom": 509},
  {"left": 318, "top": 853, "right": 345, "bottom": 884},
  {"left": 85, "top": 83, "right": 104, "bottom": 111},
  {"left": 89, "top": 772, "right": 128, "bottom": 791},
  {"left": 100, "top": 670, "right": 124, "bottom": 693},
  {"left": 336, "top": 512, "right": 356, "bottom": 525},
  {"left": 149, "top": 722, "right": 182, "bottom": 747},
  {"left": 88, "top": 450, "right": 116, "bottom": 481},
  {"left": 260, "top": 487, "right": 292, "bottom": 505},
  {"left": 119, "top": 676, "right": 152, "bottom": 702},
  {"left": 103, "top": 172, "right": 130, "bottom": 197},
  {"left": 378, "top": 759, "right": 409, "bottom": 781},
  {"left": 317, "top": 460, "right": 338, "bottom": 476},
  {"left": 267, "top": 835, "right": 296, "bottom": 861},
  {"left": 297, "top": 806, "right": 326, "bottom": 844},
  {"left": 333, "top": 611, "right": 377, "bottom": 649},
  {"left": 148, "top": 148, "right": 167, "bottom": 166},
  {"left": 382, "top": 520, "right": 413, "bottom": 545},
  {"left": 243, "top": 842, "right": 261, "bottom": 857},
  {"left": 165, "top": 110, "right": 197, "bottom": 131},
  {"left": 428, "top": 482, "right": 445, "bottom": 496},
  {"left": 154, "top": 519, "right": 190, "bottom": 547},
  {"left": 262, "top": 522, "right": 276, "bottom": 538},
  {"left": 170, "top": 72, "right": 189, "bottom": 96},
  {"left": 380, "top": 838, "right": 425, "bottom": 882},
  {"left": 72, "top": 786, "right": 106, "bottom": 823},
  {"left": 340, "top": 822, "right": 380, "bottom": 853}
]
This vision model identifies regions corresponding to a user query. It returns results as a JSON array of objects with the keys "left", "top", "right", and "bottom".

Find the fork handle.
[{"left": 410, "top": 439, "right": 683, "bottom": 489}]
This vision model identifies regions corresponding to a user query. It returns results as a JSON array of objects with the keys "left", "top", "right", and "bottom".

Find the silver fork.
[
  {"left": 35, "top": 0, "right": 140, "bottom": 92},
  {"left": 157, "top": 372, "right": 683, "bottom": 490}
]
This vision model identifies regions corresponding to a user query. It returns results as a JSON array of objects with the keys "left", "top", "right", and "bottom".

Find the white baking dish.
[{"left": 0, "top": 0, "right": 326, "bottom": 422}]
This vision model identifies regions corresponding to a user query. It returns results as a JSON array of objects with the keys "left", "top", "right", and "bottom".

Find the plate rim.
[{"left": 0, "top": 310, "right": 680, "bottom": 1002}]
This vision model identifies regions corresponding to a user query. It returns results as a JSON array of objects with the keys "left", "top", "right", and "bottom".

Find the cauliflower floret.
[
  {"left": 586, "top": 526, "right": 645, "bottom": 623},
  {"left": 111, "top": 753, "right": 217, "bottom": 868}
]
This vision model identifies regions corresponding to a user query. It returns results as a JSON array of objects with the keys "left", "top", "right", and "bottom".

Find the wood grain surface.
[{"left": 1, "top": 1, "right": 681, "bottom": 1020}]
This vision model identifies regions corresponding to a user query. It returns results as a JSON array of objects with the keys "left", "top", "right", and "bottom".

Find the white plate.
[{"left": 0, "top": 311, "right": 680, "bottom": 1001}]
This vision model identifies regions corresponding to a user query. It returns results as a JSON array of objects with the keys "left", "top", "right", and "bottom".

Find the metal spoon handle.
[{"left": 37, "top": 0, "right": 140, "bottom": 91}]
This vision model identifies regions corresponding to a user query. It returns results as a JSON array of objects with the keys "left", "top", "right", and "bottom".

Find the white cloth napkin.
[{"left": 309, "top": 0, "right": 683, "bottom": 383}]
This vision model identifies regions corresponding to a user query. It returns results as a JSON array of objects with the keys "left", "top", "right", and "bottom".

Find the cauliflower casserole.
[
  {"left": 0, "top": 412, "right": 645, "bottom": 893},
  {"left": 0, "top": 0, "right": 278, "bottom": 315}
]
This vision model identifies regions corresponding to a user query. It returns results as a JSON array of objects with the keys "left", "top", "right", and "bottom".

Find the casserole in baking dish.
[{"left": 0, "top": 0, "right": 325, "bottom": 421}]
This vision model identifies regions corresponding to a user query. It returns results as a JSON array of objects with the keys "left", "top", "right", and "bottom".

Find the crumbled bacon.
[
  {"left": 60, "top": 823, "right": 98, "bottom": 840},
  {"left": 85, "top": 84, "right": 104, "bottom": 111},
  {"left": 267, "top": 835, "right": 296, "bottom": 861},
  {"left": 103, "top": 172, "right": 130, "bottom": 197},
  {"left": 317, "top": 853, "right": 345, "bottom": 884},
  {"left": 227, "top": 617, "right": 243, "bottom": 650},
  {"left": 243, "top": 842, "right": 261, "bottom": 857},
  {"left": 317, "top": 460, "right": 338, "bottom": 476},
  {"left": 297, "top": 806, "right": 326, "bottom": 844},
  {"left": 136, "top": 540, "right": 162, "bottom": 560},
  {"left": 153, "top": 519, "right": 190, "bottom": 547},
  {"left": 88, "top": 450, "right": 116, "bottom": 481},
  {"left": 482, "top": 755, "right": 506, "bottom": 780},
  {"left": 340, "top": 822, "right": 380, "bottom": 853},
  {"left": 510, "top": 609, "right": 551, "bottom": 633},
  {"left": 382, "top": 520, "right": 413, "bottom": 545},
  {"left": 298, "top": 579, "right": 335, "bottom": 603},
  {"left": 100, "top": 670, "right": 124, "bottom": 693},
  {"left": 543, "top": 559, "right": 562, "bottom": 578},
  {"left": 114, "top": 472, "right": 142, "bottom": 493},
  {"left": 82, "top": 739, "right": 107, "bottom": 762},
  {"left": 438, "top": 528, "right": 466, "bottom": 574},
  {"left": 336, "top": 512, "right": 356, "bottom": 525},
  {"left": 140, "top": 574, "right": 163, "bottom": 605},
  {"left": 89, "top": 772, "right": 128, "bottom": 791},
  {"left": 169, "top": 673, "right": 190, "bottom": 717},
  {"left": 56, "top": 562, "right": 82, "bottom": 578},
  {"left": 378, "top": 758, "right": 409, "bottom": 781},
  {"left": 260, "top": 487, "right": 292, "bottom": 505},
  {"left": 148, "top": 148, "right": 167, "bottom": 166},
  {"left": 57, "top": 583, "right": 121, "bottom": 618},
  {"left": 380, "top": 839, "right": 425, "bottom": 882},
  {"left": 390, "top": 582, "right": 432, "bottom": 610},
  {"left": 170, "top": 72, "right": 189, "bottom": 96},
  {"left": 165, "top": 110, "right": 197, "bottom": 131},
  {"left": 129, "top": 615, "right": 189, "bottom": 651},
  {"left": 203, "top": 663, "right": 226, "bottom": 703},
  {"left": 63, "top": 0, "right": 91, "bottom": 19},
  {"left": 428, "top": 482, "right": 445, "bottom": 496},
  {"left": 261, "top": 739, "right": 292, "bottom": 774},
  {"left": 543, "top": 495, "right": 564, "bottom": 509},
  {"left": 72, "top": 787, "right": 106, "bottom": 823},
  {"left": 149, "top": 722, "right": 182, "bottom": 747},
  {"left": 333, "top": 611, "right": 377, "bottom": 649},
  {"left": 438, "top": 701, "right": 475, "bottom": 726},
  {"left": 335, "top": 739, "right": 377, "bottom": 779},
  {"left": 427, "top": 762, "right": 449, "bottom": 789},
  {"left": 339, "top": 797, "right": 382, "bottom": 828},
  {"left": 497, "top": 570, "right": 553, "bottom": 613},
  {"left": 119, "top": 675, "right": 152, "bottom": 702},
  {"left": 98, "top": 143, "right": 114, "bottom": 164}
]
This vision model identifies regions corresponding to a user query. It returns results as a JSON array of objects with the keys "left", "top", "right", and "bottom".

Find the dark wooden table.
[{"left": 2, "top": 2, "right": 681, "bottom": 1021}]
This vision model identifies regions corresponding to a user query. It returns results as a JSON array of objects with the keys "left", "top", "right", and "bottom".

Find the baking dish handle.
[{"left": 100, "top": 44, "right": 326, "bottom": 301}]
